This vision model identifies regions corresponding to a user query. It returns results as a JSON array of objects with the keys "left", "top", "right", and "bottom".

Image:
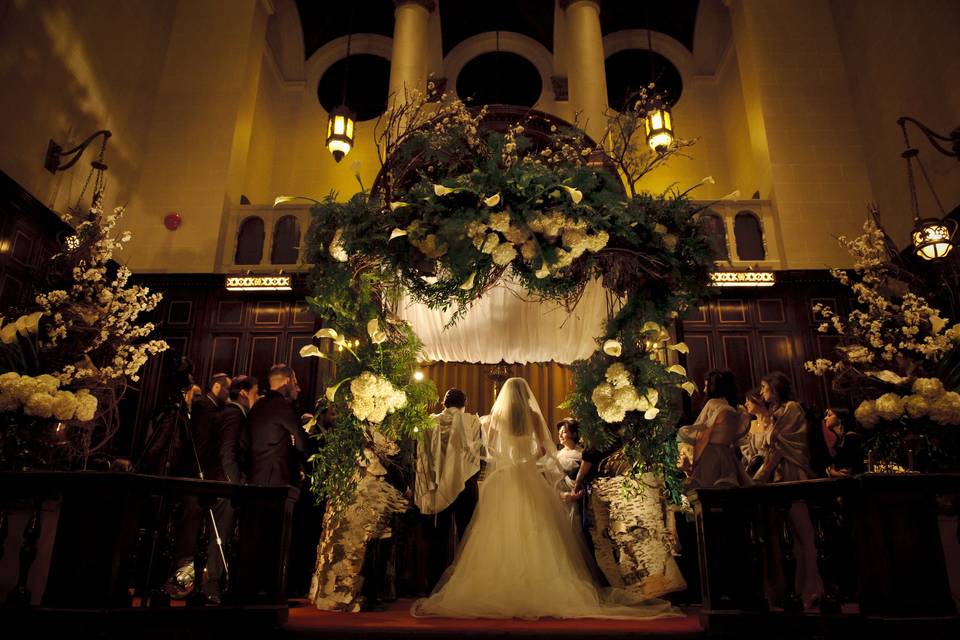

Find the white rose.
[
  {"left": 911, "top": 377, "right": 946, "bottom": 400},
  {"left": 0, "top": 372, "right": 21, "bottom": 396},
  {"left": 929, "top": 391, "right": 960, "bottom": 426},
  {"left": 904, "top": 395, "right": 930, "bottom": 419},
  {"left": 74, "top": 391, "right": 98, "bottom": 422},
  {"left": 52, "top": 390, "right": 79, "bottom": 421},
  {"left": 491, "top": 242, "right": 518, "bottom": 266},
  {"left": 23, "top": 392, "right": 54, "bottom": 419},
  {"left": 34, "top": 374, "right": 60, "bottom": 395},
  {"left": 854, "top": 400, "right": 879, "bottom": 429},
  {"left": 874, "top": 392, "right": 905, "bottom": 421}
]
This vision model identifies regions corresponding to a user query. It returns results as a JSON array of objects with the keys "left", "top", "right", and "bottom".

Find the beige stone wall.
[
  {"left": 728, "top": 0, "right": 875, "bottom": 269},
  {"left": 0, "top": 0, "right": 176, "bottom": 214},
  {"left": 0, "top": 0, "right": 956, "bottom": 274},
  {"left": 829, "top": 0, "right": 960, "bottom": 245}
]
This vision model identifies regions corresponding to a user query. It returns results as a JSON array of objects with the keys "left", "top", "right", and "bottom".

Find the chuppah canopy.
[{"left": 395, "top": 279, "right": 615, "bottom": 365}]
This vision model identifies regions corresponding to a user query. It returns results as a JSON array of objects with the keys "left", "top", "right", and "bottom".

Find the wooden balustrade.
[
  {"left": 691, "top": 474, "right": 960, "bottom": 636},
  {"left": 0, "top": 471, "right": 297, "bottom": 630}
]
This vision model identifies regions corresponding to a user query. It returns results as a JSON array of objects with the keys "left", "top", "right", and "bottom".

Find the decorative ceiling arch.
[
  {"left": 444, "top": 32, "right": 555, "bottom": 108},
  {"left": 267, "top": 0, "right": 306, "bottom": 81},
  {"left": 305, "top": 34, "right": 393, "bottom": 116}
]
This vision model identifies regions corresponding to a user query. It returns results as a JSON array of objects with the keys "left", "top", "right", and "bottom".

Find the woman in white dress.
[
  {"left": 411, "top": 378, "right": 677, "bottom": 619},
  {"left": 555, "top": 418, "right": 584, "bottom": 530}
]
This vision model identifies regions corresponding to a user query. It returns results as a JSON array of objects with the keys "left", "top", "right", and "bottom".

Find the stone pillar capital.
[
  {"left": 394, "top": 0, "right": 435, "bottom": 12},
  {"left": 559, "top": 0, "right": 599, "bottom": 12}
]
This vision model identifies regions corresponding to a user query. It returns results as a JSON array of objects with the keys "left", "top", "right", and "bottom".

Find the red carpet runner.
[{"left": 284, "top": 599, "right": 705, "bottom": 639}]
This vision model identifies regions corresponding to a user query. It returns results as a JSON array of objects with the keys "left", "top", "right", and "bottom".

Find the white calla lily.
[
  {"left": 602, "top": 339, "right": 623, "bottom": 357},
  {"left": 389, "top": 228, "right": 408, "bottom": 241},
  {"left": 680, "top": 381, "right": 697, "bottom": 396},
  {"left": 641, "top": 321, "right": 662, "bottom": 334},
  {"left": 315, "top": 328, "right": 340, "bottom": 340},
  {"left": 667, "top": 342, "right": 689, "bottom": 354},
  {"left": 459, "top": 271, "right": 477, "bottom": 290},
  {"left": 299, "top": 344, "right": 329, "bottom": 360},
  {"left": 325, "top": 377, "right": 350, "bottom": 403},
  {"left": 389, "top": 201, "right": 408, "bottom": 211},
  {"left": 560, "top": 185, "right": 583, "bottom": 204},
  {"left": 367, "top": 318, "right": 387, "bottom": 344},
  {"left": 644, "top": 407, "right": 660, "bottom": 420},
  {"left": 273, "top": 195, "right": 320, "bottom": 207},
  {"left": 483, "top": 193, "right": 501, "bottom": 207},
  {"left": 433, "top": 184, "right": 455, "bottom": 196},
  {"left": 666, "top": 364, "right": 687, "bottom": 377}
]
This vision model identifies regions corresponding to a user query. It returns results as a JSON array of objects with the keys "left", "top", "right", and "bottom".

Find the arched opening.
[
  {"left": 235, "top": 216, "right": 265, "bottom": 265},
  {"left": 456, "top": 51, "right": 542, "bottom": 107},
  {"left": 698, "top": 211, "right": 728, "bottom": 261},
  {"left": 734, "top": 211, "right": 765, "bottom": 261},
  {"left": 317, "top": 53, "right": 391, "bottom": 121},
  {"left": 605, "top": 49, "right": 683, "bottom": 113},
  {"left": 272, "top": 215, "right": 301, "bottom": 264}
]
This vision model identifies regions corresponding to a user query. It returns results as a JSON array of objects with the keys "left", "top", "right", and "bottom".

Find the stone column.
[
  {"left": 388, "top": 0, "right": 435, "bottom": 103},
  {"left": 562, "top": 0, "right": 609, "bottom": 141}
]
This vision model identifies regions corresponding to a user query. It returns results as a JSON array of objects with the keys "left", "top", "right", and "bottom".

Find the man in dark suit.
[
  {"left": 247, "top": 364, "right": 307, "bottom": 486},
  {"left": 189, "top": 373, "right": 231, "bottom": 480},
  {"left": 203, "top": 375, "right": 259, "bottom": 602}
]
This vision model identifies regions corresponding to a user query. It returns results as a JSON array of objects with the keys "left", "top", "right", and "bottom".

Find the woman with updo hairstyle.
[
  {"left": 555, "top": 418, "right": 584, "bottom": 529},
  {"left": 677, "top": 369, "right": 752, "bottom": 490}
]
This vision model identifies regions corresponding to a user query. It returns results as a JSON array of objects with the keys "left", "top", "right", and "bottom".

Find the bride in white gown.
[{"left": 411, "top": 378, "right": 678, "bottom": 619}]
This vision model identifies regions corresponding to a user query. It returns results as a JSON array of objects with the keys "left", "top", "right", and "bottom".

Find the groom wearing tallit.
[{"left": 415, "top": 388, "right": 483, "bottom": 588}]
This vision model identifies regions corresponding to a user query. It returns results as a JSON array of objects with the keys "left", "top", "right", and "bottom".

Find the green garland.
[{"left": 302, "top": 95, "right": 715, "bottom": 509}]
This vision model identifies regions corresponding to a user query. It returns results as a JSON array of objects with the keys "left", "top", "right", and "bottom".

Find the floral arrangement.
[
  {"left": 300, "top": 90, "right": 715, "bottom": 507},
  {"left": 0, "top": 205, "right": 167, "bottom": 469},
  {"left": 804, "top": 210, "right": 960, "bottom": 470}
]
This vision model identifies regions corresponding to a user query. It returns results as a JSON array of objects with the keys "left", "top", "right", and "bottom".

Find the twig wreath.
[{"left": 299, "top": 88, "right": 717, "bottom": 507}]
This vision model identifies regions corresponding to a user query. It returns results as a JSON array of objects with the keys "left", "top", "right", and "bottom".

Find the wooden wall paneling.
[
  {"left": 760, "top": 334, "right": 797, "bottom": 389},
  {"left": 719, "top": 333, "right": 756, "bottom": 395},
  {"left": 717, "top": 298, "right": 748, "bottom": 325},
  {"left": 247, "top": 334, "right": 281, "bottom": 383},
  {"left": 253, "top": 300, "right": 283, "bottom": 326},
  {"left": 209, "top": 335, "right": 241, "bottom": 380}
]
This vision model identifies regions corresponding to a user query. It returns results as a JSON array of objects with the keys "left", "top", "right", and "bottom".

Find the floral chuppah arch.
[{"left": 300, "top": 91, "right": 715, "bottom": 609}]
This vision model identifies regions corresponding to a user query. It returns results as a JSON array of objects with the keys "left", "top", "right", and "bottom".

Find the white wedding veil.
[{"left": 484, "top": 377, "right": 564, "bottom": 488}]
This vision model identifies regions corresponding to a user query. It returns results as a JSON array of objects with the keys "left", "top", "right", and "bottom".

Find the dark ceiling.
[{"left": 296, "top": 0, "right": 701, "bottom": 60}]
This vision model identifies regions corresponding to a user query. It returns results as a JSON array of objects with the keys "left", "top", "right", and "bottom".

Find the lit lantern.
[
  {"left": 912, "top": 217, "right": 956, "bottom": 260},
  {"left": 326, "top": 105, "right": 355, "bottom": 162},
  {"left": 645, "top": 106, "right": 674, "bottom": 152}
]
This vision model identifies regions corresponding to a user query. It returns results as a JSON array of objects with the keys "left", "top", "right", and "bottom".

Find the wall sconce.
[
  {"left": 44, "top": 130, "right": 112, "bottom": 174},
  {"left": 898, "top": 116, "right": 959, "bottom": 261}
]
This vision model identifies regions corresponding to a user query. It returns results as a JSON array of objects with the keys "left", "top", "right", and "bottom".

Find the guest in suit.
[
  {"left": 189, "top": 373, "right": 231, "bottom": 480},
  {"left": 247, "top": 364, "right": 307, "bottom": 486},
  {"left": 203, "top": 375, "right": 258, "bottom": 602}
]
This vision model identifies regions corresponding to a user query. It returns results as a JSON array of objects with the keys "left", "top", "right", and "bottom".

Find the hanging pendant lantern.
[
  {"left": 645, "top": 106, "right": 674, "bottom": 153},
  {"left": 912, "top": 216, "right": 956, "bottom": 260},
  {"left": 326, "top": 105, "right": 355, "bottom": 163}
]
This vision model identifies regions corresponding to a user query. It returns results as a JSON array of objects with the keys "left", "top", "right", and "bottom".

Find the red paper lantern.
[{"left": 164, "top": 212, "right": 182, "bottom": 230}]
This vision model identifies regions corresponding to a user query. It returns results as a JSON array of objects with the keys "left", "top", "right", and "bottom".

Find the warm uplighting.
[
  {"left": 645, "top": 107, "right": 674, "bottom": 152},
  {"left": 912, "top": 217, "right": 956, "bottom": 260},
  {"left": 326, "top": 105, "right": 355, "bottom": 163},
  {"left": 225, "top": 274, "right": 292, "bottom": 291},
  {"left": 710, "top": 271, "right": 776, "bottom": 287},
  {"left": 413, "top": 370, "right": 425, "bottom": 382}
]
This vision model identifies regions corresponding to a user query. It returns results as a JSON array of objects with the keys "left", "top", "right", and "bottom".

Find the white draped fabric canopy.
[{"left": 395, "top": 279, "right": 614, "bottom": 364}]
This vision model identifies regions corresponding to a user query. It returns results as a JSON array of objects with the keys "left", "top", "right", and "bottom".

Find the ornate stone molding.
[{"left": 551, "top": 75, "right": 569, "bottom": 101}]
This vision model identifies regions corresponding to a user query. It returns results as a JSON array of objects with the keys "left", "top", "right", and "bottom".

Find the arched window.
[
  {"left": 271, "top": 215, "right": 301, "bottom": 264},
  {"left": 734, "top": 211, "right": 765, "bottom": 261},
  {"left": 698, "top": 211, "right": 728, "bottom": 261},
  {"left": 235, "top": 216, "right": 265, "bottom": 265}
]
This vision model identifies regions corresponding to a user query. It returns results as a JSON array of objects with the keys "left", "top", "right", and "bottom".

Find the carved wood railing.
[
  {"left": 691, "top": 474, "right": 960, "bottom": 636},
  {"left": 0, "top": 471, "right": 297, "bottom": 628}
]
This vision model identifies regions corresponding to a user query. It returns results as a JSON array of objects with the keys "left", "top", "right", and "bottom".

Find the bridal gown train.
[{"left": 411, "top": 378, "right": 678, "bottom": 620}]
